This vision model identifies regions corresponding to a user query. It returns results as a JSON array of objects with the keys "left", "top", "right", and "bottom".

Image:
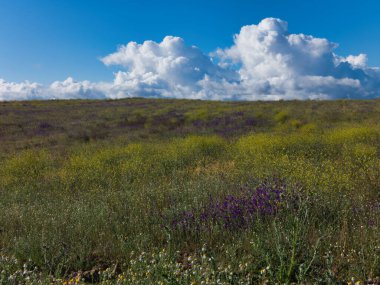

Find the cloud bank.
[{"left": 1, "top": 18, "right": 380, "bottom": 101}]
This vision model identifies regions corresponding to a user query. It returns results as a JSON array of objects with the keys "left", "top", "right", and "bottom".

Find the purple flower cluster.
[{"left": 171, "top": 179, "right": 289, "bottom": 232}]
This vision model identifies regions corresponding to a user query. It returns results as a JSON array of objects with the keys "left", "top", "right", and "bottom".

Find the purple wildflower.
[{"left": 169, "top": 178, "right": 296, "bottom": 232}]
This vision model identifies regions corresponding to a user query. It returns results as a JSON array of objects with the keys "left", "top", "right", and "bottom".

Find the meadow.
[{"left": 0, "top": 98, "right": 379, "bottom": 284}]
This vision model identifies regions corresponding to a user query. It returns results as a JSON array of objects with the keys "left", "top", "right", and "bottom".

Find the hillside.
[
  {"left": 0, "top": 98, "right": 379, "bottom": 284},
  {"left": 1, "top": 98, "right": 379, "bottom": 154}
]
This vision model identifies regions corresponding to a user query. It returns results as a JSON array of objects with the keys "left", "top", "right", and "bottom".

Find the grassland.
[{"left": 0, "top": 98, "right": 379, "bottom": 284}]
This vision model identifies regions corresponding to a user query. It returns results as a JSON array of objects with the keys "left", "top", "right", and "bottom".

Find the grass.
[{"left": 0, "top": 98, "right": 379, "bottom": 284}]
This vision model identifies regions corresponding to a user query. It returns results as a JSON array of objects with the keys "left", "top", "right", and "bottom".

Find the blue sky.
[{"left": 1, "top": 0, "right": 380, "bottom": 100}]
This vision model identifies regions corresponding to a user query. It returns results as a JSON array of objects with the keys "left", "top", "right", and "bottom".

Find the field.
[{"left": 0, "top": 98, "right": 379, "bottom": 284}]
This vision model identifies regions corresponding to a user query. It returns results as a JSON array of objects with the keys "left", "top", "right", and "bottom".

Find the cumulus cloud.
[
  {"left": 1, "top": 18, "right": 380, "bottom": 101},
  {"left": 0, "top": 77, "right": 108, "bottom": 101},
  {"left": 101, "top": 36, "right": 239, "bottom": 99},
  {"left": 341, "top": 54, "right": 368, "bottom": 69},
  {"left": 48, "top": 77, "right": 107, "bottom": 99},
  {"left": 216, "top": 17, "right": 380, "bottom": 99},
  {"left": 0, "top": 79, "right": 43, "bottom": 101}
]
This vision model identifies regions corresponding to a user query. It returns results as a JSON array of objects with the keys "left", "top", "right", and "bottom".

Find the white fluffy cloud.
[
  {"left": 0, "top": 79, "right": 43, "bottom": 101},
  {"left": 216, "top": 18, "right": 380, "bottom": 99},
  {"left": 0, "top": 77, "right": 108, "bottom": 101},
  {"left": 48, "top": 77, "right": 107, "bottom": 99},
  {"left": 101, "top": 36, "right": 239, "bottom": 99},
  {"left": 342, "top": 54, "right": 368, "bottom": 69},
  {"left": 1, "top": 18, "right": 380, "bottom": 101}
]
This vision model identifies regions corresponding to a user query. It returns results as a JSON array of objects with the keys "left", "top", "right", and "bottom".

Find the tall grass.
[{"left": 0, "top": 99, "right": 379, "bottom": 284}]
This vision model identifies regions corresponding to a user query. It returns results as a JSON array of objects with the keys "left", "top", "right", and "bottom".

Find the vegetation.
[{"left": 0, "top": 98, "right": 379, "bottom": 284}]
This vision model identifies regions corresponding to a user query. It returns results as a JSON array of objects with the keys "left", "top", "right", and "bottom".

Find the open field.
[{"left": 0, "top": 98, "right": 379, "bottom": 284}]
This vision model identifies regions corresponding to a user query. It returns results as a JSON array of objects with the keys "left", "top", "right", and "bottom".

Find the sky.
[{"left": 1, "top": 0, "right": 380, "bottom": 100}]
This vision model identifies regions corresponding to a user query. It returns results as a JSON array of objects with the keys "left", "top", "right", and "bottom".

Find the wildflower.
[{"left": 169, "top": 179, "right": 295, "bottom": 232}]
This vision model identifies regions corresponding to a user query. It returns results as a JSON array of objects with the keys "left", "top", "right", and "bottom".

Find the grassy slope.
[
  {"left": 1, "top": 98, "right": 379, "bottom": 154},
  {"left": 0, "top": 98, "right": 379, "bottom": 284}
]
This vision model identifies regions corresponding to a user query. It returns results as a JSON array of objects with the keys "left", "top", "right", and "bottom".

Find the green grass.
[{"left": 0, "top": 98, "right": 379, "bottom": 284}]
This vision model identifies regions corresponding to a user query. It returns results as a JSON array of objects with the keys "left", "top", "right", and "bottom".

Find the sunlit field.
[{"left": 0, "top": 98, "right": 379, "bottom": 284}]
